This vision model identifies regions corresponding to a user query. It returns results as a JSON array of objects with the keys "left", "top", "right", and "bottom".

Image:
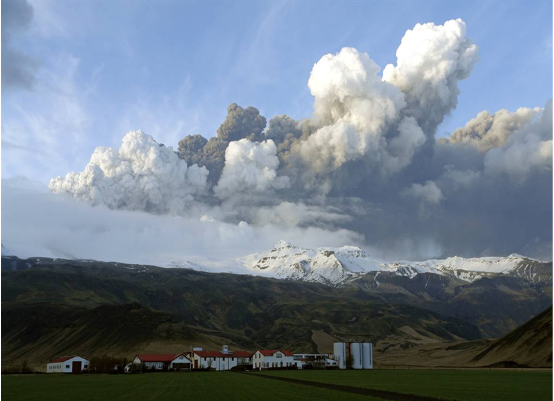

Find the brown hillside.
[{"left": 378, "top": 306, "right": 552, "bottom": 368}]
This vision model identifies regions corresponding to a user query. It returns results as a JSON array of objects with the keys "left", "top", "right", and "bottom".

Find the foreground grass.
[
  {"left": 260, "top": 369, "right": 553, "bottom": 401},
  {"left": 1, "top": 372, "right": 382, "bottom": 401}
]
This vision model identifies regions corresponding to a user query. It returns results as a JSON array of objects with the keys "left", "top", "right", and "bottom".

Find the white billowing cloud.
[
  {"left": 484, "top": 102, "right": 552, "bottom": 182},
  {"left": 444, "top": 107, "right": 542, "bottom": 152},
  {"left": 403, "top": 180, "right": 444, "bottom": 205},
  {"left": 297, "top": 120, "right": 377, "bottom": 173},
  {"left": 296, "top": 47, "right": 407, "bottom": 174},
  {"left": 214, "top": 139, "right": 290, "bottom": 198},
  {"left": 383, "top": 18, "right": 479, "bottom": 128},
  {"left": 49, "top": 130, "right": 208, "bottom": 213},
  {"left": 308, "top": 47, "right": 406, "bottom": 132},
  {"left": 292, "top": 19, "right": 478, "bottom": 180}
]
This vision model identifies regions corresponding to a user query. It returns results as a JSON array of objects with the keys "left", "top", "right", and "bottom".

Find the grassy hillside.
[
  {"left": 2, "top": 257, "right": 482, "bottom": 366},
  {"left": 352, "top": 268, "right": 552, "bottom": 338},
  {"left": 471, "top": 305, "right": 552, "bottom": 367},
  {"left": 377, "top": 306, "right": 552, "bottom": 368}
]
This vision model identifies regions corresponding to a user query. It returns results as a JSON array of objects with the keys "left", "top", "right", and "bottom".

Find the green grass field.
[
  {"left": 1, "top": 372, "right": 381, "bottom": 401},
  {"left": 260, "top": 369, "right": 553, "bottom": 401},
  {"left": 3, "top": 369, "right": 552, "bottom": 401}
]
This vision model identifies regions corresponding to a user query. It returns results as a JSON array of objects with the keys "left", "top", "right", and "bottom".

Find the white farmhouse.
[
  {"left": 47, "top": 355, "right": 89, "bottom": 373},
  {"left": 188, "top": 346, "right": 253, "bottom": 371},
  {"left": 252, "top": 350, "right": 296, "bottom": 369},
  {"left": 133, "top": 353, "right": 191, "bottom": 371}
]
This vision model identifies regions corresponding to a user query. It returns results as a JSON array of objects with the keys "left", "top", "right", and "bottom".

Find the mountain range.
[
  {"left": 238, "top": 240, "right": 551, "bottom": 286},
  {"left": 187, "top": 240, "right": 553, "bottom": 337},
  {"left": 1, "top": 242, "right": 552, "bottom": 369}
]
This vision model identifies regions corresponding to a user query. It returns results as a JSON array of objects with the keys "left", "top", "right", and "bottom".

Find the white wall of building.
[
  {"left": 252, "top": 351, "right": 295, "bottom": 369},
  {"left": 47, "top": 356, "right": 89, "bottom": 373},
  {"left": 169, "top": 355, "right": 191, "bottom": 369},
  {"left": 190, "top": 353, "right": 243, "bottom": 371}
]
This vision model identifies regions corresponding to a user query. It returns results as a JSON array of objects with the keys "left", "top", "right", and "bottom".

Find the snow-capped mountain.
[{"left": 239, "top": 240, "right": 551, "bottom": 286}]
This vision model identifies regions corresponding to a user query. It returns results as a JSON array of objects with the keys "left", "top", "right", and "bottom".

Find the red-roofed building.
[
  {"left": 252, "top": 349, "right": 297, "bottom": 370},
  {"left": 47, "top": 355, "right": 89, "bottom": 373},
  {"left": 188, "top": 345, "right": 253, "bottom": 371},
  {"left": 133, "top": 353, "right": 191, "bottom": 371}
]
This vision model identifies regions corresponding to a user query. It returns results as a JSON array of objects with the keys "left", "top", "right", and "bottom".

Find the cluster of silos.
[{"left": 333, "top": 342, "right": 373, "bottom": 369}]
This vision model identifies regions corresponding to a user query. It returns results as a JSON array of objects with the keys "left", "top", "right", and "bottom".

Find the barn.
[{"left": 47, "top": 356, "right": 89, "bottom": 373}]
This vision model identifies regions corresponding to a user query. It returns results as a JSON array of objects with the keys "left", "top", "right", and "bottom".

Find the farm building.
[
  {"left": 47, "top": 356, "right": 89, "bottom": 373},
  {"left": 133, "top": 354, "right": 192, "bottom": 371},
  {"left": 188, "top": 345, "right": 252, "bottom": 371},
  {"left": 252, "top": 350, "right": 297, "bottom": 369}
]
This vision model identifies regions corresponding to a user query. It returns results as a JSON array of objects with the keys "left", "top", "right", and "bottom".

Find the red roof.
[
  {"left": 136, "top": 354, "right": 184, "bottom": 363},
  {"left": 193, "top": 351, "right": 226, "bottom": 358},
  {"left": 50, "top": 355, "right": 78, "bottom": 363},
  {"left": 231, "top": 351, "right": 253, "bottom": 358},
  {"left": 258, "top": 350, "right": 293, "bottom": 357}
]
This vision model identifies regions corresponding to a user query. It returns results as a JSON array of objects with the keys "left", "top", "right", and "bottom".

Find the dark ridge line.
[{"left": 243, "top": 371, "right": 453, "bottom": 401}]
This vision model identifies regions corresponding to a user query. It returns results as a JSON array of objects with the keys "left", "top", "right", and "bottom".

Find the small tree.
[{"left": 21, "top": 360, "right": 31, "bottom": 374}]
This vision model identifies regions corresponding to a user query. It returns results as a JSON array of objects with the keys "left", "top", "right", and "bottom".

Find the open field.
[
  {"left": 3, "top": 369, "right": 552, "bottom": 401},
  {"left": 1, "top": 372, "right": 382, "bottom": 401},
  {"left": 259, "top": 369, "right": 553, "bottom": 401}
]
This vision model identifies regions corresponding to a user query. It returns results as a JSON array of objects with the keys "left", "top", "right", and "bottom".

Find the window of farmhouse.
[{"left": 66, "top": 365, "right": 69, "bottom": 368}]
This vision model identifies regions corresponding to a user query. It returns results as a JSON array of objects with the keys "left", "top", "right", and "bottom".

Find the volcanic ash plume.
[
  {"left": 442, "top": 107, "right": 542, "bottom": 152},
  {"left": 484, "top": 101, "right": 553, "bottom": 182},
  {"left": 44, "top": 18, "right": 553, "bottom": 260},
  {"left": 178, "top": 103, "right": 267, "bottom": 184}
]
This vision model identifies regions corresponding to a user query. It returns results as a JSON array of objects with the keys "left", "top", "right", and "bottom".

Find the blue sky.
[{"left": 2, "top": 0, "right": 552, "bottom": 183}]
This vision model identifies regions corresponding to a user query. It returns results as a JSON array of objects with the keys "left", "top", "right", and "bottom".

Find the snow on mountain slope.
[{"left": 238, "top": 241, "right": 550, "bottom": 286}]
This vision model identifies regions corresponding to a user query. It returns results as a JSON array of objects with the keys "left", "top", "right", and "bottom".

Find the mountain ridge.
[{"left": 238, "top": 240, "right": 552, "bottom": 286}]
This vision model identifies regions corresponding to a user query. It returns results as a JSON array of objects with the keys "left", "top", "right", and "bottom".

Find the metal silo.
[
  {"left": 333, "top": 342, "right": 347, "bottom": 370},
  {"left": 350, "top": 343, "right": 362, "bottom": 369},
  {"left": 362, "top": 343, "right": 373, "bottom": 369}
]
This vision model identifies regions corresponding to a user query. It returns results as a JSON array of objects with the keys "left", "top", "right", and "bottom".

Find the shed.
[{"left": 47, "top": 355, "right": 89, "bottom": 373}]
